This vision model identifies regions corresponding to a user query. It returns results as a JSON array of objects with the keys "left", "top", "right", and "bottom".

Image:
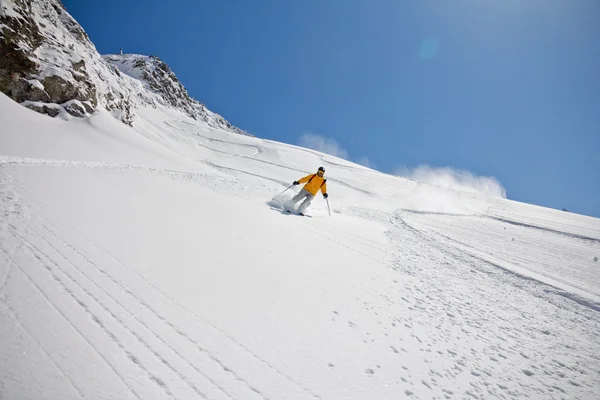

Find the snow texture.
[
  {"left": 1, "top": 91, "right": 600, "bottom": 400},
  {"left": 25, "top": 79, "right": 44, "bottom": 91}
]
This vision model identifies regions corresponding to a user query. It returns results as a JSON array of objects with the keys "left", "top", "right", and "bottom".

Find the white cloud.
[
  {"left": 395, "top": 164, "right": 507, "bottom": 198},
  {"left": 298, "top": 132, "right": 349, "bottom": 159},
  {"left": 356, "top": 156, "right": 377, "bottom": 170},
  {"left": 297, "top": 132, "right": 377, "bottom": 170}
]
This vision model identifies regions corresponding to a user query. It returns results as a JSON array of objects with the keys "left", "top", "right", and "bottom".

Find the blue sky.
[{"left": 63, "top": 0, "right": 599, "bottom": 217}]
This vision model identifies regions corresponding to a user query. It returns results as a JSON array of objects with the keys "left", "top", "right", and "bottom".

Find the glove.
[
  {"left": 293, "top": 181, "right": 299, "bottom": 185},
  {"left": 323, "top": 193, "right": 329, "bottom": 199}
]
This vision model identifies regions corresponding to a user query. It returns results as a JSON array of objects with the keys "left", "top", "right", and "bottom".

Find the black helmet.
[{"left": 318, "top": 166, "right": 325, "bottom": 172}]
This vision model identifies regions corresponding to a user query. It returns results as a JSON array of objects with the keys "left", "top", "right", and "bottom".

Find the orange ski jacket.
[{"left": 298, "top": 174, "right": 328, "bottom": 196}]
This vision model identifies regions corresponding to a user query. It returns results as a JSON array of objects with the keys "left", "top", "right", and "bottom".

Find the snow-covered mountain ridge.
[{"left": 0, "top": 0, "right": 247, "bottom": 134}]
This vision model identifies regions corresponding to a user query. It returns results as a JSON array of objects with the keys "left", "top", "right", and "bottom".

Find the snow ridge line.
[
  {"left": 183, "top": 140, "right": 374, "bottom": 195},
  {"left": 205, "top": 160, "right": 289, "bottom": 187},
  {"left": 33, "top": 222, "right": 260, "bottom": 400},
  {"left": 27, "top": 227, "right": 219, "bottom": 399},
  {"left": 400, "top": 208, "right": 479, "bottom": 218},
  {"left": 0, "top": 156, "right": 146, "bottom": 170},
  {"left": 0, "top": 155, "right": 243, "bottom": 185},
  {"left": 423, "top": 228, "right": 600, "bottom": 313},
  {"left": 200, "top": 136, "right": 261, "bottom": 156},
  {"left": 394, "top": 213, "right": 600, "bottom": 313},
  {"left": 58, "top": 221, "right": 323, "bottom": 400},
  {"left": 486, "top": 216, "right": 600, "bottom": 243},
  {"left": 0, "top": 155, "right": 188, "bottom": 177},
  {"left": 0, "top": 153, "right": 371, "bottom": 198},
  {"left": 0, "top": 244, "right": 144, "bottom": 400}
]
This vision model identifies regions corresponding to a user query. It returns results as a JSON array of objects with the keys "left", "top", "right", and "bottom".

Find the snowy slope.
[{"left": 1, "top": 92, "right": 600, "bottom": 400}]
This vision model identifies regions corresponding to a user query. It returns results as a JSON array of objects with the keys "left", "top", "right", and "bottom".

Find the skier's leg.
[
  {"left": 291, "top": 189, "right": 307, "bottom": 204},
  {"left": 297, "top": 193, "right": 314, "bottom": 214}
]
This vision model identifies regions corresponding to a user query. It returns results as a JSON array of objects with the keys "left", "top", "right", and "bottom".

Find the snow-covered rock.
[
  {"left": 103, "top": 54, "right": 249, "bottom": 135},
  {"left": 0, "top": 0, "right": 247, "bottom": 134}
]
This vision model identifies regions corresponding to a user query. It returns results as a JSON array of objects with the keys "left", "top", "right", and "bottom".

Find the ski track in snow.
[
  {"left": 2, "top": 107, "right": 600, "bottom": 399},
  {"left": 399, "top": 211, "right": 600, "bottom": 306},
  {"left": 0, "top": 169, "right": 321, "bottom": 400},
  {"left": 0, "top": 156, "right": 275, "bottom": 200},
  {"left": 44, "top": 222, "right": 321, "bottom": 400},
  {"left": 487, "top": 215, "right": 600, "bottom": 244},
  {"left": 386, "top": 213, "right": 600, "bottom": 398},
  {"left": 2, "top": 159, "right": 600, "bottom": 399},
  {"left": 336, "top": 206, "right": 600, "bottom": 398},
  {"left": 2, "top": 221, "right": 286, "bottom": 399},
  {"left": 159, "top": 121, "right": 377, "bottom": 196}
]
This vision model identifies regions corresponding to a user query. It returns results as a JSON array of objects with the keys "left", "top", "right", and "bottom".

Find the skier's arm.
[
  {"left": 298, "top": 174, "right": 314, "bottom": 184},
  {"left": 321, "top": 182, "right": 328, "bottom": 197}
]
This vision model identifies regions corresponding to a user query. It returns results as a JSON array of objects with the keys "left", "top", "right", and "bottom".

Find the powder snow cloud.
[{"left": 395, "top": 164, "right": 507, "bottom": 198}]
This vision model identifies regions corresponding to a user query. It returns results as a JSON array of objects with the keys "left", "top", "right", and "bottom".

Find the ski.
[{"left": 285, "top": 210, "right": 310, "bottom": 217}]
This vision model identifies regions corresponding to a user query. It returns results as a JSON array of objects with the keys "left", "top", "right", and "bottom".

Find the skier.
[{"left": 290, "top": 167, "right": 329, "bottom": 216}]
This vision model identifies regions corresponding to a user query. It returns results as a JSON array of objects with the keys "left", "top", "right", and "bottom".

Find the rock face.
[
  {"left": 0, "top": 0, "right": 115, "bottom": 118},
  {"left": 0, "top": 0, "right": 247, "bottom": 134},
  {"left": 103, "top": 54, "right": 249, "bottom": 135}
]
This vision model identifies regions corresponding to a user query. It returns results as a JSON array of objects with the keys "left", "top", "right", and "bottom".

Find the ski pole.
[
  {"left": 326, "top": 198, "right": 331, "bottom": 216},
  {"left": 272, "top": 184, "right": 293, "bottom": 201}
]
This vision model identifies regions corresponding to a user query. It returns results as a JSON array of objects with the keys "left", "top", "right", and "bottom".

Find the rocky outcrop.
[
  {"left": 0, "top": 0, "right": 124, "bottom": 120},
  {"left": 0, "top": 0, "right": 248, "bottom": 135},
  {"left": 103, "top": 54, "right": 249, "bottom": 134},
  {"left": 0, "top": 0, "right": 45, "bottom": 103}
]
